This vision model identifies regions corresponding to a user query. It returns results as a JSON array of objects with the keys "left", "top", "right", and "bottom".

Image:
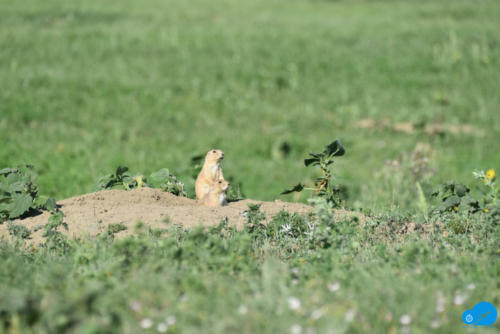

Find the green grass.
[
  {"left": 1, "top": 0, "right": 499, "bottom": 205},
  {"left": 1, "top": 0, "right": 500, "bottom": 333},
  {"left": 1, "top": 203, "right": 499, "bottom": 333}
]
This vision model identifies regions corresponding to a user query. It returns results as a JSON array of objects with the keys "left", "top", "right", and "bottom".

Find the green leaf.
[
  {"left": 461, "top": 196, "right": 480, "bottom": 210},
  {"left": 9, "top": 193, "right": 33, "bottom": 218},
  {"left": 325, "top": 139, "right": 346, "bottom": 157},
  {"left": 44, "top": 197, "right": 57, "bottom": 212},
  {"left": 280, "top": 183, "right": 304, "bottom": 195},
  {"left": 304, "top": 158, "right": 319, "bottom": 167},
  {"left": 116, "top": 166, "right": 129, "bottom": 177},
  {"left": 7, "top": 181, "right": 25, "bottom": 193},
  {"left": 455, "top": 184, "right": 469, "bottom": 197},
  {"left": 440, "top": 195, "right": 460, "bottom": 211},
  {"left": 6, "top": 173, "right": 21, "bottom": 185},
  {"left": 149, "top": 168, "right": 171, "bottom": 187}
]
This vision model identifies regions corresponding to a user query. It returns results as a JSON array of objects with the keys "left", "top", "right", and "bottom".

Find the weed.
[
  {"left": 107, "top": 223, "right": 127, "bottom": 237},
  {"left": 432, "top": 181, "right": 480, "bottom": 214},
  {"left": 7, "top": 222, "right": 31, "bottom": 239},
  {"left": 473, "top": 169, "right": 500, "bottom": 220},
  {"left": 282, "top": 139, "right": 346, "bottom": 207},
  {"left": 148, "top": 168, "right": 186, "bottom": 197},
  {"left": 0, "top": 165, "right": 56, "bottom": 222},
  {"left": 41, "top": 211, "right": 72, "bottom": 253},
  {"left": 98, "top": 166, "right": 186, "bottom": 196},
  {"left": 243, "top": 204, "right": 266, "bottom": 239}
]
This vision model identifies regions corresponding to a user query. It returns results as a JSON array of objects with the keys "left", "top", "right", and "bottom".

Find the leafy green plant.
[
  {"left": 98, "top": 166, "right": 186, "bottom": 196},
  {"left": 0, "top": 165, "right": 56, "bottom": 222},
  {"left": 148, "top": 168, "right": 186, "bottom": 197},
  {"left": 281, "top": 139, "right": 346, "bottom": 207},
  {"left": 431, "top": 181, "right": 480, "bottom": 213},
  {"left": 43, "top": 211, "right": 68, "bottom": 237},
  {"left": 42, "top": 211, "right": 72, "bottom": 253},
  {"left": 97, "top": 166, "right": 141, "bottom": 190}
]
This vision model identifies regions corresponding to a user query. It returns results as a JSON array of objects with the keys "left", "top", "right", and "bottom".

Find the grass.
[
  {"left": 1, "top": 0, "right": 499, "bottom": 205},
  {"left": 1, "top": 0, "right": 499, "bottom": 333},
  {"left": 1, "top": 203, "right": 499, "bottom": 333}
]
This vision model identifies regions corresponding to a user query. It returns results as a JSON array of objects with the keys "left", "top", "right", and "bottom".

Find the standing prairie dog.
[
  {"left": 198, "top": 180, "right": 230, "bottom": 206},
  {"left": 195, "top": 149, "right": 225, "bottom": 200}
]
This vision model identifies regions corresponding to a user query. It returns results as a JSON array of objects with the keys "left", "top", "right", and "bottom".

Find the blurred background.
[{"left": 1, "top": 0, "right": 499, "bottom": 212}]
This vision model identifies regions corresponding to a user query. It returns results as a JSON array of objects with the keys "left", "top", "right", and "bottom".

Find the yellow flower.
[
  {"left": 485, "top": 169, "right": 495, "bottom": 183},
  {"left": 453, "top": 206, "right": 459, "bottom": 212},
  {"left": 484, "top": 209, "right": 489, "bottom": 213}
]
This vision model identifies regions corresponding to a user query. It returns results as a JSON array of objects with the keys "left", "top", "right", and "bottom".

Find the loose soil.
[{"left": 0, "top": 188, "right": 364, "bottom": 243}]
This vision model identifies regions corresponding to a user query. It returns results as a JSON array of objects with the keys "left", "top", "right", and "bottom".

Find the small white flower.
[
  {"left": 291, "top": 279, "right": 299, "bottom": 285},
  {"left": 166, "top": 316, "right": 176, "bottom": 326},
  {"left": 291, "top": 267, "right": 299, "bottom": 275},
  {"left": 238, "top": 305, "right": 248, "bottom": 315},
  {"left": 453, "top": 293, "right": 467, "bottom": 306},
  {"left": 129, "top": 301, "right": 142, "bottom": 312},
  {"left": 157, "top": 323, "right": 168, "bottom": 333},
  {"left": 290, "top": 324, "right": 302, "bottom": 334},
  {"left": 140, "top": 318, "right": 153, "bottom": 329},
  {"left": 430, "top": 319, "right": 440, "bottom": 329},
  {"left": 311, "top": 309, "right": 323, "bottom": 321},
  {"left": 281, "top": 224, "right": 292, "bottom": 234},
  {"left": 327, "top": 281, "right": 340, "bottom": 292},
  {"left": 466, "top": 283, "right": 476, "bottom": 290},
  {"left": 345, "top": 309, "right": 356, "bottom": 322},
  {"left": 399, "top": 314, "right": 411, "bottom": 325},
  {"left": 288, "top": 297, "right": 301, "bottom": 310}
]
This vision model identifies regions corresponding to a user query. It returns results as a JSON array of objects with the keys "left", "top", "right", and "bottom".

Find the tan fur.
[
  {"left": 198, "top": 180, "right": 230, "bottom": 207},
  {"left": 195, "top": 149, "right": 225, "bottom": 200}
]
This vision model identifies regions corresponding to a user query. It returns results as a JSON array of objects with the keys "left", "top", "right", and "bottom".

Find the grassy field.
[{"left": 1, "top": 0, "right": 500, "bottom": 333}]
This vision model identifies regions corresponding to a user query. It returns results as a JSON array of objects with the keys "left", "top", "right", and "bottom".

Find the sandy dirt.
[{"left": 0, "top": 188, "right": 362, "bottom": 243}]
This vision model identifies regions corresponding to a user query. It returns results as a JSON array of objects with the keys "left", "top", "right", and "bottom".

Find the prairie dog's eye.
[
  {"left": 218, "top": 180, "right": 222, "bottom": 183},
  {"left": 212, "top": 150, "right": 216, "bottom": 153}
]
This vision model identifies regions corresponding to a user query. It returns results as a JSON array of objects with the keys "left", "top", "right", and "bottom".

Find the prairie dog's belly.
[{"left": 210, "top": 164, "right": 220, "bottom": 180}]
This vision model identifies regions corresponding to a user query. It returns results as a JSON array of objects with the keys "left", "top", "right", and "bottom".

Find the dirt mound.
[{"left": 1, "top": 188, "right": 326, "bottom": 243}]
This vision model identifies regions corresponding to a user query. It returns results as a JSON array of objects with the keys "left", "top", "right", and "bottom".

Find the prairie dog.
[
  {"left": 195, "top": 149, "right": 225, "bottom": 200},
  {"left": 198, "top": 180, "right": 230, "bottom": 207}
]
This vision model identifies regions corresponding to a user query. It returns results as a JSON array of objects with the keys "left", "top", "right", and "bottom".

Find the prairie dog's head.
[
  {"left": 213, "top": 180, "right": 230, "bottom": 193},
  {"left": 205, "top": 149, "right": 224, "bottom": 163}
]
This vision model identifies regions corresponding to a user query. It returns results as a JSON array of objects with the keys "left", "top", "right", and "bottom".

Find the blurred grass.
[{"left": 1, "top": 0, "right": 499, "bottom": 209}]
